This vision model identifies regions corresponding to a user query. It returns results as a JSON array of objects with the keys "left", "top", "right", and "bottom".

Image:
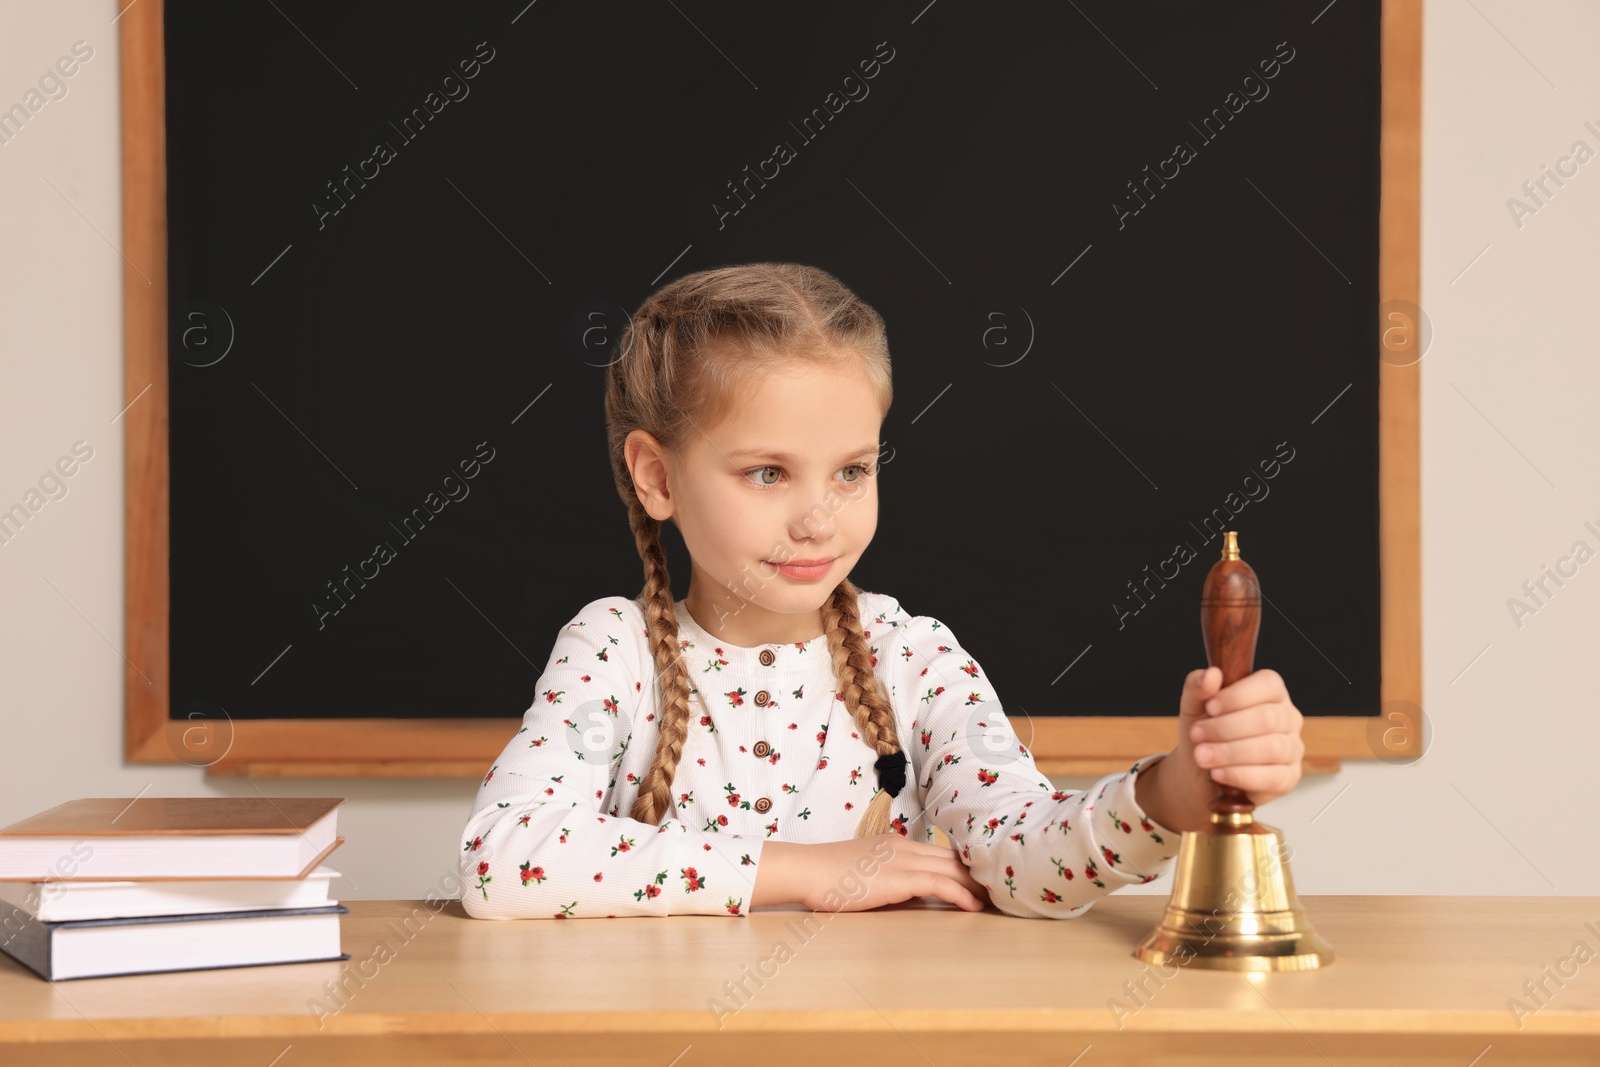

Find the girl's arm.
[
  {"left": 458, "top": 596, "right": 767, "bottom": 919},
  {"left": 748, "top": 840, "right": 800, "bottom": 908},
  {"left": 875, "top": 597, "right": 1184, "bottom": 918}
]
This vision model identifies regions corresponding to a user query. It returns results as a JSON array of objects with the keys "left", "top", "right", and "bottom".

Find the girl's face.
[{"left": 632, "top": 358, "right": 884, "bottom": 647}]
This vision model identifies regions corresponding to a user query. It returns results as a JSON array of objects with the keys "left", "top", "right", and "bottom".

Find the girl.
[{"left": 459, "top": 263, "right": 1305, "bottom": 919}]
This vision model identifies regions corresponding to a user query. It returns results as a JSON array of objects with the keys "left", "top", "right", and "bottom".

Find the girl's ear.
[{"left": 624, "top": 429, "right": 675, "bottom": 521}]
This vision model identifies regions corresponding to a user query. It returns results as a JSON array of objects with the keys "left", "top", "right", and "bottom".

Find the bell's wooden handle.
[{"left": 1200, "top": 531, "right": 1259, "bottom": 818}]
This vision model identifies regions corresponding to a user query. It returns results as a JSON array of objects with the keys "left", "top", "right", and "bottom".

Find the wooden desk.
[{"left": 3, "top": 897, "right": 1598, "bottom": 1065}]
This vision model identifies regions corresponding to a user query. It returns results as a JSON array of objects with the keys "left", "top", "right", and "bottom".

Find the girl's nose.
[{"left": 787, "top": 494, "right": 838, "bottom": 541}]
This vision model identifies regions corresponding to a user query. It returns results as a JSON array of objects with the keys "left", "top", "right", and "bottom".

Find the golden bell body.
[{"left": 1134, "top": 811, "right": 1333, "bottom": 972}]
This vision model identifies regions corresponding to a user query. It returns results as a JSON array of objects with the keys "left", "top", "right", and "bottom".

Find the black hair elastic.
[{"left": 875, "top": 750, "right": 908, "bottom": 798}]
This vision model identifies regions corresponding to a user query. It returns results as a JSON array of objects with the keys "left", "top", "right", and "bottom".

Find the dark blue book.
[{"left": 0, "top": 903, "right": 348, "bottom": 981}]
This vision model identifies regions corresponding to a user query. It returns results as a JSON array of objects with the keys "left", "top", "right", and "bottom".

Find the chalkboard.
[{"left": 123, "top": 0, "right": 1421, "bottom": 775}]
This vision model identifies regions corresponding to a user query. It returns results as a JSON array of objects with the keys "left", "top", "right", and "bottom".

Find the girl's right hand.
[{"left": 796, "top": 834, "right": 990, "bottom": 913}]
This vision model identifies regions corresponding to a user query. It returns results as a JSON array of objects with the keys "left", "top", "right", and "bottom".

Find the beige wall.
[{"left": 2, "top": 0, "right": 1596, "bottom": 900}]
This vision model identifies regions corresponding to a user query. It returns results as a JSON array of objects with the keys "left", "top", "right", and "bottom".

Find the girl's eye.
[
  {"left": 840, "top": 464, "right": 873, "bottom": 483},
  {"left": 746, "top": 466, "right": 781, "bottom": 487}
]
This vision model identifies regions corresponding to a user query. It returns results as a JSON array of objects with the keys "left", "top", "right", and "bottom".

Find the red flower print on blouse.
[
  {"left": 634, "top": 871, "right": 669, "bottom": 901},
  {"left": 725, "top": 688, "right": 746, "bottom": 707},
  {"left": 519, "top": 862, "right": 546, "bottom": 885},
  {"left": 472, "top": 862, "right": 492, "bottom": 901},
  {"left": 1085, "top": 859, "right": 1105, "bottom": 888}
]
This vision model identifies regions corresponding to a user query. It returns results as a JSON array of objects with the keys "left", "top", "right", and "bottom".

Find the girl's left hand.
[{"left": 1163, "top": 667, "right": 1305, "bottom": 824}]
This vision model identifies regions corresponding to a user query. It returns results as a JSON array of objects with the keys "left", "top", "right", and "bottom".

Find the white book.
[
  {"left": 0, "top": 866, "right": 339, "bottom": 922},
  {"left": 2, "top": 905, "right": 349, "bottom": 981}
]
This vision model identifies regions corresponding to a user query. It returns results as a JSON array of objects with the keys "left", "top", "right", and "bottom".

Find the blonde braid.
[
  {"left": 626, "top": 499, "right": 694, "bottom": 826},
  {"left": 822, "top": 578, "right": 906, "bottom": 838}
]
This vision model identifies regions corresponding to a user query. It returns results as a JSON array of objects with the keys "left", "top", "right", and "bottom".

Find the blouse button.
[
  {"left": 753, "top": 689, "right": 770, "bottom": 706},
  {"left": 753, "top": 797, "right": 772, "bottom": 813},
  {"left": 758, "top": 649, "right": 775, "bottom": 666},
  {"left": 753, "top": 740, "right": 770, "bottom": 758}
]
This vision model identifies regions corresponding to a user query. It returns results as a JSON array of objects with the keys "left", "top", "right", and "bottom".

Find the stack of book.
[{"left": 0, "top": 796, "right": 348, "bottom": 981}]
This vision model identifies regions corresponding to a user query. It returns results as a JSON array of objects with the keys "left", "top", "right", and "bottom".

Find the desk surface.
[{"left": 4, "top": 896, "right": 1600, "bottom": 1066}]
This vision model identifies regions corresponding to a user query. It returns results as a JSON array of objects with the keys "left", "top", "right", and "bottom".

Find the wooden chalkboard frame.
[{"left": 122, "top": 0, "right": 1422, "bottom": 778}]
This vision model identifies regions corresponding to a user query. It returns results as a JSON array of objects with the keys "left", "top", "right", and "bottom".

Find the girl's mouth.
[{"left": 768, "top": 558, "right": 834, "bottom": 580}]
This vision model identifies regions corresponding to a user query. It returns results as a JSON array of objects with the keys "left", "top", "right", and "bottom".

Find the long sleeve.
[
  {"left": 458, "top": 596, "right": 766, "bottom": 919},
  {"left": 875, "top": 597, "right": 1184, "bottom": 918}
]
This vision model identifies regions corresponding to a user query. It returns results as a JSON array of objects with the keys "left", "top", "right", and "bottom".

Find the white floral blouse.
[{"left": 458, "top": 590, "right": 1182, "bottom": 919}]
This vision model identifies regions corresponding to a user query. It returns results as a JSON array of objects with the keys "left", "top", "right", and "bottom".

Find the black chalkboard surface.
[{"left": 163, "top": 0, "right": 1381, "bottom": 729}]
